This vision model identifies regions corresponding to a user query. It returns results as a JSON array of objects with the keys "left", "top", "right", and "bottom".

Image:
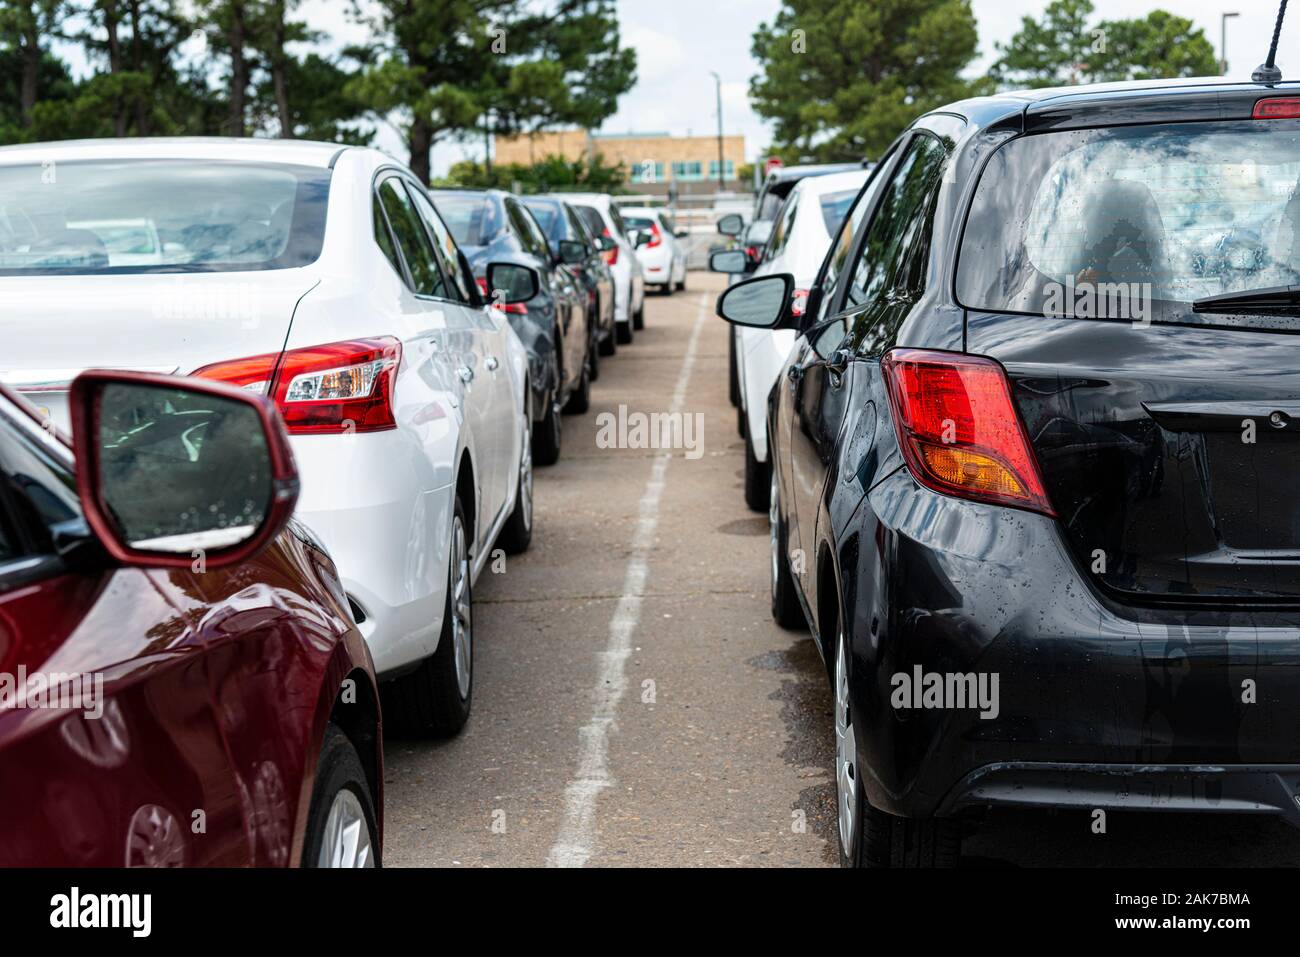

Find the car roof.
[
  {"left": 928, "top": 77, "right": 1300, "bottom": 133},
  {"left": 764, "top": 162, "right": 863, "bottom": 185},
  {"left": 0, "top": 136, "right": 358, "bottom": 169},
  {"left": 790, "top": 169, "right": 870, "bottom": 197}
]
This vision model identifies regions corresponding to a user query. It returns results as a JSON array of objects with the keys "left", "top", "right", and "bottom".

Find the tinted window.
[
  {"left": 607, "top": 205, "right": 628, "bottom": 238},
  {"left": 0, "top": 404, "right": 80, "bottom": 558},
  {"left": 378, "top": 178, "right": 445, "bottom": 297},
  {"left": 765, "top": 194, "right": 799, "bottom": 260},
  {"left": 815, "top": 172, "right": 887, "bottom": 323},
  {"left": 956, "top": 121, "right": 1300, "bottom": 326},
  {"left": 373, "top": 194, "right": 404, "bottom": 280},
  {"left": 522, "top": 199, "right": 558, "bottom": 234},
  {"left": 407, "top": 184, "right": 472, "bottom": 302},
  {"left": 845, "top": 135, "right": 947, "bottom": 308},
  {"left": 433, "top": 193, "right": 499, "bottom": 247},
  {"left": 574, "top": 205, "right": 606, "bottom": 240},
  {"left": 565, "top": 206, "right": 593, "bottom": 248},
  {"left": 505, "top": 199, "right": 546, "bottom": 258},
  {"left": 0, "top": 160, "right": 329, "bottom": 275},
  {"left": 819, "top": 189, "right": 860, "bottom": 236}
]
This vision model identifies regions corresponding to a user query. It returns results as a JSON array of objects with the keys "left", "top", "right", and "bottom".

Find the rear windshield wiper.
[{"left": 1193, "top": 284, "right": 1300, "bottom": 315}]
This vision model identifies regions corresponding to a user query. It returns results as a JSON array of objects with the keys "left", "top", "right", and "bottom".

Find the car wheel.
[
  {"left": 728, "top": 331, "right": 739, "bottom": 407},
  {"left": 599, "top": 326, "right": 617, "bottom": 357},
  {"left": 743, "top": 427, "right": 770, "bottom": 512},
  {"left": 588, "top": 331, "right": 600, "bottom": 382},
  {"left": 498, "top": 419, "right": 533, "bottom": 554},
  {"left": 532, "top": 393, "right": 562, "bottom": 466},
  {"left": 675, "top": 270, "right": 686, "bottom": 292},
  {"left": 633, "top": 299, "right": 645, "bottom": 330},
  {"left": 302, "top": 726, "right": 380, "bottom": 867},
  {"left": 661, "top": 282, "right": 674, "bottom": 297},
  {"left": 769, "top": 470, "right": 804, "bottom": 629},
  {"left": 835, "top": 631, "right": 960, "bottom": 868},
  {"left": 383, "top": 498, "right": 474, "bottom": 736},
  {"left": 616, "top": 319, "right": 634, "bottom": 344},
  {"left": 564, "top": 354, "right": 591, "bottom": 414}
]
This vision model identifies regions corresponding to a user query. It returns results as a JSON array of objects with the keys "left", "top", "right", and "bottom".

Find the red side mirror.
[{"left": 68, "top": 370, "right": 300, "bottom": 570}]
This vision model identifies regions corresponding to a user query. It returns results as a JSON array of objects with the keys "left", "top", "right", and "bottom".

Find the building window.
[
  {"left": 632, "top": 161, "right": 665, "bottom": 183},
  {"left": 671, "top": 161, "right": 704, "bottom": 182},
  {"left": 708, "top": 160, "right": 736, "bottom": 180}
]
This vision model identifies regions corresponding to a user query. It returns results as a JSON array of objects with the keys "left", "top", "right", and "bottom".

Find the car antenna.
[{"left": 1252, "top": 0, "right": 1289, "bottom": 83}]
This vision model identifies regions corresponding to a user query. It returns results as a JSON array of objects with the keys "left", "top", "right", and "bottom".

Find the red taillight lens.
[
  {"left": 196, "top": 337, "right": 402, "bottom": 435},
  {"left": 1254, "top": 97, "right": 1300, "bottom": 119},
  {"left": 881, "top": 349, "right": 1054, "bottom": 516},
  {"left": 602, "top": 227, "right": 619, "bottom": 266},
  {"left": 476, "top": 276, "right": 528, "bottom": 314},
  {"left": 790, "top": 288, "right": 810, "bottom": 318},
  {"left": 647, "top": 223, "right": 663, "bottom": 248}
]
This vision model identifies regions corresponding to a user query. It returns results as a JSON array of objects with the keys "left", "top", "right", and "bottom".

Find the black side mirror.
[
  {"left": 486, "top": 262, "right": 540, "bottom": 305},
  {"left": 593, "top": 235, "right": 616, "bottom": 253},
  {"left": 557, "top": 240, "right": 587, "bottom": 265},
  {"left": 714, "top": 273, "right": 796, "bottom": 329}
]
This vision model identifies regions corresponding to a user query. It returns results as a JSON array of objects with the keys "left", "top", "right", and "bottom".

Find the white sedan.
[
  {"left": 712, "top": 169, "right": 869, "bottom": 511},
  {"left": 0, "top": 137, "right": 537, "bottom": 736},
  {"left": 621, "top": 206, "right": 688, "bottom": 295}
]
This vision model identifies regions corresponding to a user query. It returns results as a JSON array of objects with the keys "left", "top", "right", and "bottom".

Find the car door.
[
  {"left": 374, "top": 174, "right": 501, "bottom": 543},
  {"left": 0, "top": 397, "right": 247, "bottom": 866},
  {"left": 413, "top": 183, "right": 518, "bottom": 538}
]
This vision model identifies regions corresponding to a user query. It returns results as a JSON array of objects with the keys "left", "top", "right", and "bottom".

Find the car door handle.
[
  {"left": 485, "top": 356, "right": 500, "bottom": 372},
  {"left": 457, "top": 366, "right": 474, "bottom": 384}
]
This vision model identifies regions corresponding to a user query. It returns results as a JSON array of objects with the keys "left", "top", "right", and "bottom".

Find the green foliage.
[
  {"left": 992, "top": 1, "right": 1218, "bottom": 88},
  {"left": 749, "top": 0, "right": 989, "bottom": 163},
  {"left": 436, "top": 153, "right": 628, "bottom": 193}
]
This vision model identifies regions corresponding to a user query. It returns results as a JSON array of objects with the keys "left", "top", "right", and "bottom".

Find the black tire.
[
  {"left": 770, "top": 471, "right": 805, "bottom": 630},
  {"left": 564, "top": 355, "right": 591, "bottom": 414},
  {"left": 633, "top": 299, "right": 645, "bottom": 330},
  {"left": 498, "top": 422, "right": 533, "bottom": 555},
  {"left": 661, "top": 282, "right": 674, "bottom": 298},
  {"left": 588, "top": 335, "right": 600, "bottom": 382},
  {"left": 743, "top": 428, "right": 770, "bottom": 512},
  {"left": 533, "top": 392, "right": 562, "bottom": 466},
  {"left": 616, "top": 319, "right": 634, "bottom": 345},
  {"left": 675, "top": 271, "right": 686, "bottom": 292},
  {"left": 599, "top": 328, "right": 617, "bottom": 357},
  {"left": 383, "top": 498, "right": 474, "bottom": 737},
  {"left": 728, "top": 329, "right": 740, "bottom": 407},
  {"left": 302, "top": 725, "right": 380, "bottom": 868},
  {"left": 842, "top": 794, "right": 962, "bottom": 868}
]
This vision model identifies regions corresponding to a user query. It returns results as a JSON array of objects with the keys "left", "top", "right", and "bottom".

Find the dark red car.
[{"left": 0, "top": 371, "right": 382, "bottom": 866}]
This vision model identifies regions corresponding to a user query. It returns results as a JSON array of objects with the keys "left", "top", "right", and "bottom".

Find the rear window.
[
  {"left": 956, "top": 121, "right": 1300, "bottom": 325},
  {"left": 522, "top": 199, "right": 558, "bottom": 234},
  {"left": 433, "top": 194, "right": 499, "bottom": 247},
  {"left": 623, "top": 215, "right": 655, "bottom": 231},
  {"left": 0, "top": 159, "right": 330, "bottom": 275},
  {"left": 819, "top": 189, "right": 859, "bottom": 236},
  {"left": 575, "top": 205, "right": 607, "bottom": 237}
]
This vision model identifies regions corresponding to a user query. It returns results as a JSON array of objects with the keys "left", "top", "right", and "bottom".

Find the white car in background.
[
  {"left": 0, "top": 137, "right": 538, "bottom": 737},
  {"left": 713, "top": 168, "right": 869, "bottom": 511},
  {"left": 621, "top": 205, "right": 688, "bottom": 295},
  {"left": 558, "top": 193, "right": 646, "bottom": 341}
]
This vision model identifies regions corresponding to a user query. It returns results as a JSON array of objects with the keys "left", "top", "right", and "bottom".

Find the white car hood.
[{"left": 0, "top": 269, "right": 317, "bottom": 429}]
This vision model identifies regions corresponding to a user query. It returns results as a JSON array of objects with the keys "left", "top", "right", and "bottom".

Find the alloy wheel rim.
[
  {"left": 451, "top": 516, "right": 472, "bottom": 698},
  {"left": 317, "top": 788, "right": 374, "bottom": 868},
  {"left": 835, "top": 632, "right": 858, "bottom": 859},
  {"left": 769, "top": 472, "right": 781, "bottom": 601},
  {"left": 520, "top": 423, "right": 534, "bottom": 531}
]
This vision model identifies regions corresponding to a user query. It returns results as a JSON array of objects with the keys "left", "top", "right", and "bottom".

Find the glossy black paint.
[
  {"left": 521, "top": 195, "right": 616, "bottom": 357},
  {"left": 754, "top": 79, "right": 1300, "bottom": 826},
  {"left": 431, "top": 189, "right": 588, "bottom": 422}
]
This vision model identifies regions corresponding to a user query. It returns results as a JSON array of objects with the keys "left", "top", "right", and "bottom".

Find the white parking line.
[{"left": 545, "top": 294, "right": 710, "bottom": 868}]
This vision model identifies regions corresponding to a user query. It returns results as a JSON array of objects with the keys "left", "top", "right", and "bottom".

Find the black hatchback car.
[{"left": 713, "top": 78, "right": 1300, "bottom": 867}]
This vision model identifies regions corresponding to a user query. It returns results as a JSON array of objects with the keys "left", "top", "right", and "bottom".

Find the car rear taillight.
[
  {"left": 1254, "top": 97, "right": 1300, "bottom": 119},
  {"left": 646, "top": 223, "right": 663, "bottom": 248},
  {"left": 881, "top": 349, "right": 1054, "bottom": 516},
  {"left": 602, "top": 227, "right": 619, "bottom": 266},
  {"left": 476, "top": 277, "right": 528, "bottom": 314},
  {"left": 195, "top": 337, "right": 402, "bottom": 435},
  {"left": 791, "top": 288, "right": 810, "bottom": 318}
]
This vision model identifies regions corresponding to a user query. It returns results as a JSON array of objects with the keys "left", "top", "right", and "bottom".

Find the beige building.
[{"left": 494, "top": 129, "right": 747, "bottom": 195}]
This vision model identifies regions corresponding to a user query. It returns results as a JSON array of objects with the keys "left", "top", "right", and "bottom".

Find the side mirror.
[
  {"left": 716, "top": 213, "right": 745, "bottom": 237},
  {"left": 557, "top": 240, "right": 587, "bottom": 265},
  {"left": 715, "top": 273, "right": 796, "bottom": 329},
  {"left": 674, "top": 228, "right": 689, "bottom": 239},
  {"left": 593, "top": 235, "right": 616, "bottom": 253},
  {"left": 709, "top": 249, "right": 749, "bottom": 275},
  {"left": 632, "top": 230, "right": 651, "bottom": 249},
  {"left": 68, "top": 370, "right": 299, "bottom": 569},
  {"left": 487, "top": 261, "right": 540, "bottom": 304}
]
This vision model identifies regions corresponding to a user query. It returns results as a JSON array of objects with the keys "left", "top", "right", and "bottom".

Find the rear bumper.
[
  {"left": 850, "top": 467, "right": 1300, "bottom": 820},
  {"left": 938, "top": 762, "right": 1300, "bottom": 827}
]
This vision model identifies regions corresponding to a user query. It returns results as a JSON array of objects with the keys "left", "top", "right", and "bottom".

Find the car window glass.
[
  {"left": 0, "top": 407, "right": 80, "bottom": 557},
  {"left": 765, "top": 193, "right": 800, "bottom": 260},
  {"left": 567, "top": 206, "right": 594, "bottom": 249},
  {"left": 519, "top": 206, "right": 552, "bottom": 257},
  {"left": 378, "top": 178, "right": 445, "bottom": 297},
  {"left": 815, "top": 177, "right": 883, "bottom": 323},
  {"left": 407, "top": 183, "right": 472, "bottom": 302},
  {"left": 433, "top": 193, "right": 498, "bottom": 247},
  {"left": 607, "top": 205, "right": 627, "bottom": 238},
  {"left": 506, "top": 199, "right": 545, "bottom": 258},
  {"left": 845, "top": 135, "right": 947, "bottom": 308},
  {"left": 373, "top": 193, "right": 404, "bottom": 281}
]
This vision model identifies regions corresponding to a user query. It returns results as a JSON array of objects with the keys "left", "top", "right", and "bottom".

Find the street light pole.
[
  {"left": 1221, "top": 11, "right": 1240, "bottom": 75},
  {"left": 710, "top": 71, "right": 724, "bottom": 191}
]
